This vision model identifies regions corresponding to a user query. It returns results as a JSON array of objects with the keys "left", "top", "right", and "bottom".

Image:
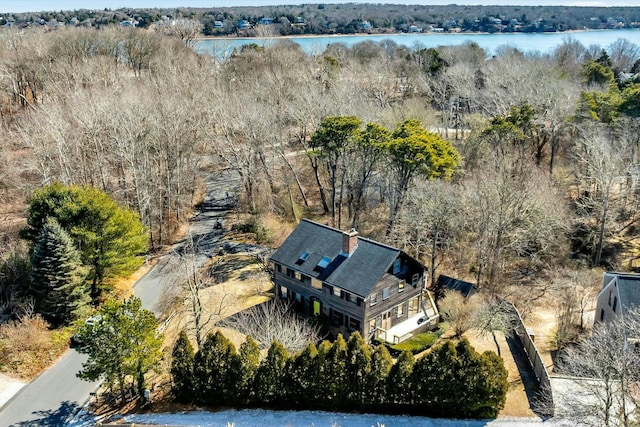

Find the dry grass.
[{"left": 0, "top": 315, "right": 72, "bottom": 380}]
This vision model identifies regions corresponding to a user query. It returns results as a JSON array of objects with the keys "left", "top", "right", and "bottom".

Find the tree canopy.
[
  {"left": 75, "top": 296, "right": 163, "bottom": 402},
  {"left": 21, "top": 183, "right": 148, "bottom": 300}
]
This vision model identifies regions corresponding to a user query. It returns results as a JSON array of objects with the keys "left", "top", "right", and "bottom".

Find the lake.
[{"left": 196, "top": 28, "right": 640, "bottom": 57}]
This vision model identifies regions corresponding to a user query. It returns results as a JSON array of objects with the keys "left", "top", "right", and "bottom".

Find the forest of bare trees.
[{"left": 0, "top": 25, "right": 639, "bottom": 348}]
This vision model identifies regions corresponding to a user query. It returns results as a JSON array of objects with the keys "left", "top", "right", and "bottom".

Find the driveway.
[{"left": 0, "top": 169, "right": 239, "bottom": 426}]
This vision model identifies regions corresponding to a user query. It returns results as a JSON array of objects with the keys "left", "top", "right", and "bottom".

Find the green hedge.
[{"left": 171, "top": 330, "right": 508, "bottom": 418}]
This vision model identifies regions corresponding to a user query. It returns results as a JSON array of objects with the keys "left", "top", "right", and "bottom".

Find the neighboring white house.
[{"left": 594, "top": 272, "right": 640, "bottom": 324}]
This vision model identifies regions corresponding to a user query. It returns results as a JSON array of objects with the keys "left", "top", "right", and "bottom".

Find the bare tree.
[
  {"left": 475, "top": 297, "right": 516, "bottom": 356},
  {"left": 394, "top": 179, "right": 462, "bottom": 287},
  {"left": 572, "top": 124, "right": 638, "bottom": 266},
  {"left": 155, "top": 19, "right": 203, "bottom": 48},
  {"left": 438, "top": 290, "right": 482, "bottom": 338},
  {"left": 221, "top": 298, "right": 321, "bottom": 352},
  {"left": 557, "top": 309, "right": 640, "bottom": 427}
]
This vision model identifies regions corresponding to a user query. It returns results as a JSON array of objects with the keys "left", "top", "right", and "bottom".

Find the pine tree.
[
  {"left": 237, "top": 336, "right": 261, "bottom": 404},
  {"left": 386, "top": 350, "right": 415, "bottom": 407},
  {"left": 366, "top": 345, "right": 393, "bottom": 407},
  {"left": 171, "top": 331, "right": 195, "bottom": 403},
  {"left": 30, "top": 218, "right": 89, "bottom": 326},
  {"left": 345, "top": 332, "right": 372, "bottom": 408},
  {"left": 193, "top": 330, "right": 241, "bottom": 406},
  {"left": 285, "top": 342, "right": 318, "bottom": 408},
  {"left": 253, "top": 341, "right": 289, "bottom": 407},
  {"left": 22, "top": 183, "right": 148, "bottom": 301},
  {"left": 322, "top": 334, "right": 348, "bottom": 409}
]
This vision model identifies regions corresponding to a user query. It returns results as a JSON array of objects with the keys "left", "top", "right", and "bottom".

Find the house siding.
[
  {"left": 595, "top": 277, "right": 621, "bottom": 323},
  {"left": 273, "top": 268, "right": 366, "bottom": 329}
]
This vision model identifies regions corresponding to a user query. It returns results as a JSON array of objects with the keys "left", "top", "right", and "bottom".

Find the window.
[
  {"left": 393, "top": 258, "right": 401, "bottom": 274},
  {"left": 296, "top": 251, "right": 310, "bottom": 265},
  {"left": 369, "top": 318, "right": 376, "bottom": 333},
  {"left": 333, "top": 287, "right": 341, "bottom": 297},
  {"left": 613, "top": 296, "right": 618, "bottom": 312},
  {"left": 382, "top": 287, "right": 390, "bottom": 300},
  {"left": 301, "top": 274, "right": 311, "bottom": 285},
  {"left": 286, "top": 268, "right": 295, "bottom": 278},
  {"left": 397, "top": 303, "right": 404, "bottom": 318},
  {"left": 349, "top": 318, "right": 361, "bottom": 331},
  {"left": 317, "top": 256, "right": 332, "bottom": 269},
  {"left": 398, "top": 281, "right": 405, "bottom": 293},
  {"left": 331, "top": 310, "right": 344, "bottom": 325},
  {"left": 279, "top": 285, "right": 288, "bottom": 298},
  {"left": 275, "top": 263, "right": 282, "bottom": 273},
  {"left": 600, "top": 309, "right": 605, "bottom": 322},
  {"left": 609, "top": 290, "right": 613, "bottom": 306},
  {"left": 295, "top": 271, "right": 302, "bottom": 281},
  {"left": 412, "top": 273, "right": 420, "bottom": 287},
  {"left": 408, "top": 296, "right": 419, "bottom": 316},
  {"left": 370, "top": 293, "right": 378, "bottom": 306},
  {"left": 311, "top": 278, "right": 322, "bottom": 290}
]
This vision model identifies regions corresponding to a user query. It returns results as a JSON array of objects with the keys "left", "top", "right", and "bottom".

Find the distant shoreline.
[{"left": 196, "top": 27, "right": 622, "bottom": 41}]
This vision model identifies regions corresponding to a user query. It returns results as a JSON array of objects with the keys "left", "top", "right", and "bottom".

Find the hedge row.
[{"left": 171, "top": 330, "right": 508, "bottom": 418}]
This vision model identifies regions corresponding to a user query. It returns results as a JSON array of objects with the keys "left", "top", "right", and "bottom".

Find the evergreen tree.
[
  {"left": 237, "top": 335, "right": 261, "bottom": 404},
  {"left": 322, "top": 334, "right": 348, "bottom": 408},
  {"left": 456, "top": 340, "right": 508, "bottom": 418},
  {"left": 411, "top": 339, "right": 508, "bottom": 418},
  {"left": 254, "top": 341, "right": 289, "bottom": 407},
  {"left": 22, "top": 183, "right": 148, "bottom": 301},
  {"left": 285, "top": 342, "right": 318, "bottom": 408},
  {"left": 365, "top": 344, "right": 393, "bottom": 407},
  {"left": 75, "top": 296, "right": 163, "bottom": 402},
  {"left": 170, "top": 330, "right": 195, "bottom": 403},
  {"left": 314, "top": 340, "right": 333, "bottom": 408},
  {"left": 386, "top": 350, "right": 415, "bottom": 407},
  {"left": 193, "top": 330, "right": 241, "bottom": 406},
  {"left": 30, "top": 218, "right": 89, "bottom": 326},
  {"left": 345, "top": 332, "right": 372, "bottom": 408}
]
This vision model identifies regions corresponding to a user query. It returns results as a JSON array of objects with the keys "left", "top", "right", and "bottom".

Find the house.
[
  {"left": 237, "top": 20, "right": 251, "bottom": 30},
  {"left": 595, "top": 272, "right": 640, "bottom": 324},
  {"left": 258, "top": 17, "right": 274, "bottom": 25},
  {"left": 270, "top": 219, "right": 439, "bottom": 344}
]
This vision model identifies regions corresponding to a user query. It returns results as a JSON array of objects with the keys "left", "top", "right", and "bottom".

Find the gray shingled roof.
[
  {"left": 270, "top": 219, "right": 400, "bottom": 297},
  {"left": 616, "top": 274, "right": 640, "bottom": 315}
]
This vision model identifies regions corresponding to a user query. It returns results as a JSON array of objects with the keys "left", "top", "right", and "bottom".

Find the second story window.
[
  {"left": 333, "top": 287, "right": 341, "bottom": 297},
  {"left": 383, "top": 287, "right": 390, "bottom": 300},
  {"left": 370, "top": 293, "right": 378, "bottom": 306},
  {"left": 398, "top": 281, "right": 405, "bottom": 292}
]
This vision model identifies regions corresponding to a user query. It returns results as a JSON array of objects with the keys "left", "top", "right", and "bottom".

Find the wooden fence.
[{"left": 500, "top": 298, "right": 554, "bottom": 415}]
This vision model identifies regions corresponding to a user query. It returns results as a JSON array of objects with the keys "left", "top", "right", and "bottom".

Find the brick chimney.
[{"left": 342, "top": 228, "right": 358, "bottom": 256}]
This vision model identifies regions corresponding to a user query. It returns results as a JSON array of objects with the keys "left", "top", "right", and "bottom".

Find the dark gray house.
[{"left": 270, "top": 219, "right": 439, "bottom": 343}]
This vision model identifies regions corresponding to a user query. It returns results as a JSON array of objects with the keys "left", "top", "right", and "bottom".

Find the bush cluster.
[{"left": 171, "top": 330, "right": 508, "bottom": 418}]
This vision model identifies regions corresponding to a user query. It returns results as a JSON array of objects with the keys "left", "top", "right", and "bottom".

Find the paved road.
[
  {"left": 0, "top": 169, "right": 239, "bottom": 427},
  {"left": 0, "top": 351, "right": 99, "bottom": 426}
]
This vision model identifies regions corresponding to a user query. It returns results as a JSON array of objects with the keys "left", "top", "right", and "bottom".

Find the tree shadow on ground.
[
  {"left": 13, "top": 400, "right": 81, "bottom": 427},
  {"left": 505, "top": 335, "right": 550, "bottom": 419}
]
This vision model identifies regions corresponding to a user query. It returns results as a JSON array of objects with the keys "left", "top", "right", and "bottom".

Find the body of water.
[{"left": 196, "top": 28, "right": 640, "bottom": 57}]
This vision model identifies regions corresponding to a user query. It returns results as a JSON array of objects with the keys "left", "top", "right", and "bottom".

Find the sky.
[{"left": 4, "top": 0, "right": 640, "bottom": 14}]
